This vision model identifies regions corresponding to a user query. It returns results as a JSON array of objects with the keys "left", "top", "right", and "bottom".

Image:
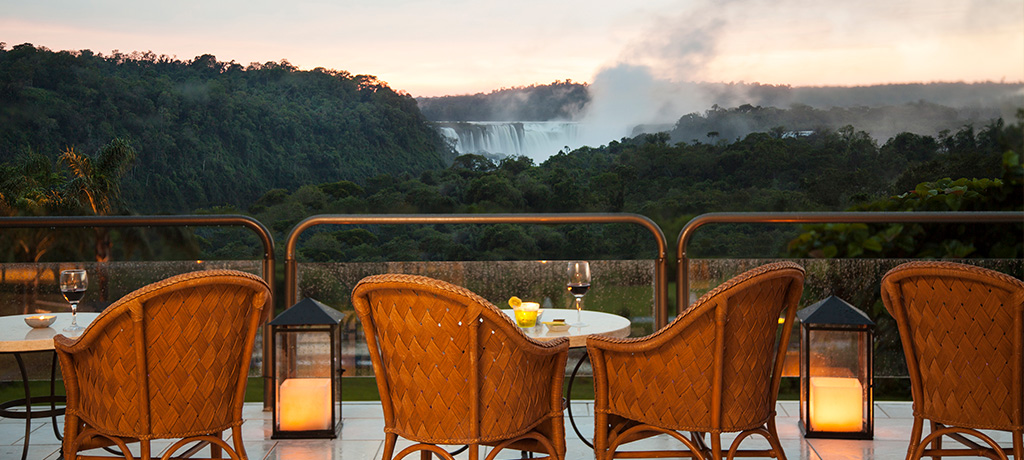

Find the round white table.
[
  {"left": 502, "top": 308, "right": 631, "bottom": 348},
  {"left": 0, "top": 312, "right": 100, "bottom": 460},
  {"left": 0, "top": 312, "right": 101, "bottom": 352}
]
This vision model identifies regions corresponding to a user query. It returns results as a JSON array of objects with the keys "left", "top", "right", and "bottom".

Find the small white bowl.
[{"left": 25, "top": 315, "right": 56, "bottom": 328}]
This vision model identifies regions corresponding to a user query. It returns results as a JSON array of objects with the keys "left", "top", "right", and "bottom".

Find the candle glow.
[
  {"left": 279, "top": 378, "right": 332, "bottom": 431},
  {"left": 809, "top": 377, "right": 863, "bottom": 432}
]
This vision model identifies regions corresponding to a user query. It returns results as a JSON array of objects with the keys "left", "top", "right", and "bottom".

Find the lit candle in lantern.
[
  {"left": 809, "top": 377, "right": 863, "bottom": 432},
  {"left": 279, "top": 378, "right": 332, "bottom": 431}
]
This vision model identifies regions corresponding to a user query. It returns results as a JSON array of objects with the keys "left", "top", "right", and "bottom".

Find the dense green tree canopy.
[
  {"left": 666, "top": 102, "right": 1006, "bottom": 146},
  {"left": 0, "top": 43, "right": 453, "bottom": 212},
  {"left": 239, "top": 114, "right": 1021, "bottom": 264}
]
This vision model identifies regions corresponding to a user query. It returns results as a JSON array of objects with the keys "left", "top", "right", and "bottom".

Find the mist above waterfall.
[
  {"left": 577, "top": 65, "right": 712, "bottom": 148},
  {"left": 576, "top": 0, "right": 729, "bottom": 146},
  {"left": 429, "top": 79, "right": 1020, "bottom": 162},
  {"left": 421, "top": 0, "right": 1021, "bottom": 161}
]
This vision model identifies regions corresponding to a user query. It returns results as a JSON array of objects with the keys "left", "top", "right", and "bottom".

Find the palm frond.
[
  {"left": 59, "top": 146, "right": 94, "bottom": 182},
  {"left": 96, "top": 137, "right": 137, "bottom": 176}
]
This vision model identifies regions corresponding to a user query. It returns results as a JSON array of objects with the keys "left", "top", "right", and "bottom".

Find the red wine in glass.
[
  {"left": 62, "top": 289, "right": 86, "bottom": 303},
  {"left": 567, "top": 261, "right": 590, "bottom": 326},
  {"left": 568, "top": 283, "right": 590, "bottom": 296},
  {"left": 60, "top": 269, "right": 88, "bottom": 334}
]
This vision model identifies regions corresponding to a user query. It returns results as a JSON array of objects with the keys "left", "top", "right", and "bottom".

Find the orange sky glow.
[{"left": 1, "top": 0, "right": 1021, "bottom": 97}]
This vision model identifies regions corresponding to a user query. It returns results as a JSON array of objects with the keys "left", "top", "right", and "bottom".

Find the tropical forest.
[{"left": 2, "top": 43, "right": 1020, "bottom": 269}]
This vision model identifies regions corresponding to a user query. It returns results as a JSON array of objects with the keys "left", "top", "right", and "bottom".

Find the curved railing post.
[
  {"left": 285, "top": 213, "right": 671, "bottom": 327},
  {"left": 676, "top": 211, "right": 1024, "bottom": 317}
]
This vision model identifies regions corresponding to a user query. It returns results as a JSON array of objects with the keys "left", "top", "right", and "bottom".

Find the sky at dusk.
[{"left": 2, "top": 0, "right": 1022, "bottom": 97}]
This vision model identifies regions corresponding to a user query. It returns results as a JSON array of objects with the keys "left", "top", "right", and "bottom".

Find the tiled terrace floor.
[{"left": 0, "top": 401, "right": 975, "bottom": 460}]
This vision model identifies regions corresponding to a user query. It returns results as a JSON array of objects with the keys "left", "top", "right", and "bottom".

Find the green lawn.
[
  {"left": 0, "top": 376, "right": 601, "bottom": 404},
  {"left": 246, "top": 377, "right": 383, "bottom": 402},
  {"left": 1, "top": 375, "right": 906, "bottom": 406}
]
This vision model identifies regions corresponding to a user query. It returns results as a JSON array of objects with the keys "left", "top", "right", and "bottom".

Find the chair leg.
[
  {"left": 690, "top": 432, "right": 710, "bottom": 458},
  {"left": 711, "top": 433, "right": 723, "bottom": 460},
  {"left": 929, "top": 421, "right": 942, "bottom": 460},
  {"left": 231, "top": 426, "right": 248, "bottom": 460},
  {"left": 211, "top": 431, "right": 223, "bottom": 459},
  {"left": 422, "top": 450, "right": 432, "bottom": 460},
  {"left": 1013, "top": 429, "right": 1022, "bottom": 460},
  {"left": 63, "top": 415, "right": 81, "bottom": 460},
  {"left": 383, "top": 433, "right": 399, "bottom": 460},
  {"left": 594, "top": 412, "right": 608, "bottom": 460},
  {"left": 767, "top": 419, "right": 787, "bottom": 460},
  {"left": 907, "top": 416, "right": 924, "bottom": 460}
]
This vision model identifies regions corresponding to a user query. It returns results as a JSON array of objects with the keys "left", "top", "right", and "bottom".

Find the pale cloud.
[{"left": 613, "top": 0, "right": 1023, "bottom": 84}]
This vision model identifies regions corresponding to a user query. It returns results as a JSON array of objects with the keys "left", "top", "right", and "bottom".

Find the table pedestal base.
[
  {"left": 0, "top": 351, "right": 65, "bottom": 460},
  {"left": 566, "top": 352, "right": 593, "bottom": 448}
]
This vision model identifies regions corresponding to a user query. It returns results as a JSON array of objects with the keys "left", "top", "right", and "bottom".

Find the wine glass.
[
  {"left": 567, "top": 261, "right": 590, "bottom": 327},
  {"left": 60, "top": 269, "right": 88, "bottom": 334}
]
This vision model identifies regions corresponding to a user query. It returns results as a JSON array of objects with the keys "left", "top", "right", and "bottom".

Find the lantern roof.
[
  {"left": 270, "top": 297, "right": 345, "bottom": 326},
  {"left": 797, "top": 295, "right": 874, "bottom": 326}
]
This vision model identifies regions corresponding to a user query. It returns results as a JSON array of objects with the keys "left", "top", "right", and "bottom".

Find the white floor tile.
[
  {"left": 778, "top": 400, "right": 800, "bottom": 418},
  {"left": 0, "top": 400, "right": 972, "bottom": 460},
  {"left": 806, "top": 438, "right": 910, "bottom": 460},
  {"left": 875, "top": 402, "right": 913, "bottom": 419}
]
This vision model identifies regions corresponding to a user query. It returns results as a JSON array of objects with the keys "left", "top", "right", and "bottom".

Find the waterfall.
[{"left": 436, "top": 122, "right": 580, "bottom": 162}]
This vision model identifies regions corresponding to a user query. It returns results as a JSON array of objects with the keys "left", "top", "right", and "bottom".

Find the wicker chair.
[
  {"left": 352, "top": 274, "right": 569, "bottom": 460},
  {"left": 881, "top": 261, "right": 1024, "bottom": 460},
  {"left": 55, "top": 269, "right": 270, "bottom": 460},
  {"left": 588, "top": 261, "right": 805, "bottom": 460}
]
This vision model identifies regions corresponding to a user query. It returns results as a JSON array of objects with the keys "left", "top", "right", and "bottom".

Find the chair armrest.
[
  {"left": 586, "top": 301, "right": 710, "bottom": 354},
  {"left": 53, "top": 334, "right": 81, "bottom": 352}
]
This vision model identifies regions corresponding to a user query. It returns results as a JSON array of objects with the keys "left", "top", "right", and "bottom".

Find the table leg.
[
  {"left": 566, "top": 352, "right": 593, "bottom": 448},
  {"left": 15, "top": 353, "right": 31, "bottom": 460},
  {"left": 17, "top": 352, "right": 30, "bottom": 458},
  {"left": 49, "top": 351, "right": 62, "bottom": 440}
]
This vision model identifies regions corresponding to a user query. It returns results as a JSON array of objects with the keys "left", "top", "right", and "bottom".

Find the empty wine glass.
[
  {"left": 60, "top": 269, "right": 88, "bottom": 334},
  {"left": 567, "top": 261, "right": 590, "bottom": 327}
]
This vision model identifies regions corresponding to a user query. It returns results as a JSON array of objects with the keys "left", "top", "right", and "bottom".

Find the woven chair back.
[
  {"left": 62, "top": 270, "right": 269, "bottom": 438},
  {"left": 882, "top": 261, "right": 1024, "bottom": 430},
  {"left": 597, "top": 261, "right": 804, "bottom": 432},
  {"left": 352, "top": 273, "right": 565, "bottom": 445}
]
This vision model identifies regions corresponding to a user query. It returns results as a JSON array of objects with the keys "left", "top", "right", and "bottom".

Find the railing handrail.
[
  {"left": 284, "top": 213, "right": 670, "bottom": 325},
  {"left": 0, "top": 213, "right": 274, "bottom": 277},
  {"left": 676, "top": 211, "right": 1024, "bottom": 317},
  {"left": 0, "top": 213, "right": 275, "bottom": 282}
]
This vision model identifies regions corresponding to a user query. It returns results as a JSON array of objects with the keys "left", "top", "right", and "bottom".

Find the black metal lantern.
[
  {"left": 797, "top": 295, "right": 874, "bottom": 439},
  {"left": 270, "top": 298, "right": 344, "bottom": 439}
]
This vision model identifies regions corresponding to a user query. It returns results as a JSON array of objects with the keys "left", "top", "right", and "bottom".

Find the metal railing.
[
  {"left": 676, "top": 211, "right": 1024, "bottom": 317},
  {"left": 284, "top": 213, "right": 671, "bottom": 325},
  {"left": 0, "top": 214, "right": 275, "bottom": 300},
  {"left": 3, "top": 211, "right": 1021, "bottom": 405},
  {"left": 0, "top": 215, "right": 277, "bottom": 407}
]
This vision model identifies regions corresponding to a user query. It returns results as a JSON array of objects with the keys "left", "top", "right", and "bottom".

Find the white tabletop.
[
  {"left": 503, "top": 308, "right": 630, "bottom": 348},
  {"left": 0, "top": 313, "right": 101, "bottom": 353}
]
